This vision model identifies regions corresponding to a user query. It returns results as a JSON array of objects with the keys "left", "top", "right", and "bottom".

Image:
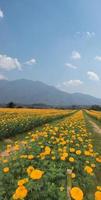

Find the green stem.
[{"left": 67, "top": 169, "right": 72, "bottom": 200}]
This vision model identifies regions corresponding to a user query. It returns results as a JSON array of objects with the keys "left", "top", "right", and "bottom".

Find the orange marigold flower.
[
  {"left": 70, "top": 187, "right": 83, "bottom": 200},
  {"left": 18, "top": 178, "right": 29, "bottom": 186},
  {"left": 96, "top": 157, "right": 101, "bottom": 163},
  {"left": 63, "top": 152, "right": 68, "bottom": 158},
  {"left": 95, "top": 191, "right": 101, "bottom": 200},
  {"left": 84, "top": 166, "right": 93, "bottom": 174},
  {"left": 3, "top": 167, "right": 9, "bottom": 173},
  {"left": 3, "top": 159, "right": 8, "bottom": 163},
  {"left": 61, "top": 156, "right": 66, "bottom": 161},
  {"left": 27, "top": 166, "right": 34, "bottom": 176},
  {"left": 29, "top": 169, "right": 44, "bottom": 180},
  {"left": 13, "top": 185, "right": 28, "bottom": 200}
]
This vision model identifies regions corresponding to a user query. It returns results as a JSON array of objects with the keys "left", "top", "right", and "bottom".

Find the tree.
[{"left": 7, "top": 102, "right": 16, "bottom": 108}]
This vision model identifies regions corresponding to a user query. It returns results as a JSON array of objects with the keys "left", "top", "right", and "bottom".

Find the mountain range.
[{"left": 0, "top": 79, "right": 101, "bottom": 106}]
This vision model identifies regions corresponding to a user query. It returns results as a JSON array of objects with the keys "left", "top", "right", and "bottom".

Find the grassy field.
[{"left": 0, "top": 109, "right": 101, "bottom": 200}]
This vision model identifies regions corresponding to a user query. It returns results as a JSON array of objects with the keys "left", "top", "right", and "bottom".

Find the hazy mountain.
[{"left": 0, "top": 79, "right": 101, "bottom": 106}]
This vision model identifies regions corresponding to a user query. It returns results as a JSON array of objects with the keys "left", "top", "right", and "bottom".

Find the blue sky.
[{"left": 0, "top": 0, "right": 101, "bottom": 97}]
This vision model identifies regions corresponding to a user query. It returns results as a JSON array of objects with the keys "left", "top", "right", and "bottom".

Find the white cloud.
[
  {"left": 0, "top": 9, "right": 4, "bottom": 18},
  {"left": 65, "top": 63, "right": 77, "bottom": 69},
  {"left": 25, "top": 58, "right": 36, "bottom": 65},
  {"left": 63, "top": 80, "right": 83, "bottom": 87},
  {"left": 95, "top": 56, "right": 101, "bottom": 61},
  {"left": 75, "top": 31, "right": 95, "bottom": 39},
  {"left": 71, "top": 51, "right": 81, "bottom": 60},
  {"left": 87, "top": 71, "right": 100, "bottom": 81},
  {"left": 0, "top": 54, "right": 37, "bottom": 71},
  {"left": 0, "top": 74, "right": 7, "bottom": 80},
  {"left": 0, "top": 54, "right": 21, "bottom": 70},
  {"left": 86, "top": 32, "right": 95, "bottom": 38}
]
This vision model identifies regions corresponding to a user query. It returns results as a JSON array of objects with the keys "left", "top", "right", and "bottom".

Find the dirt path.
[
  {"left": 0, "top": 142, "right": 26, "bottom": 158},
  {"left": 89, "top": 119, "right": 101, "bottom": 135}
]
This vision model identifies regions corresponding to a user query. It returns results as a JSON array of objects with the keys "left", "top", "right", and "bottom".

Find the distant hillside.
[{"left": 0, "top": 79, "right": 101, "bottom": 106}]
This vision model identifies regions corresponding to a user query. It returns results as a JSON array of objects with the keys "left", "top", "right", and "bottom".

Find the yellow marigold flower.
[
  {"left": 95, "top": 191, "right": 101, "bottom": 200},
  {"left": 51, "top": 156, "right": 56, "bottom": 160},
  {"left": 44, "top": 146, "right": 51, "bottom": 155},
  {"left": 76, "top": 150, "right": 81, "bottom": 155},
  {"left": 13, "top": 185, "right": 28, "bottom": 200},
  {"left": 27, "top": 166, "right": 34, "bottom": 175},
  {"left": 69, "top": 157, "right": 75, "bottom": 162},
  {"left": 84, "top": 166, "right": 93, "bottom": 174},
  {"left": 70, "top": 187, "right": 83, "bottom": 200},
  {"left": 71, "top": 173, "right": 76, "bottom": 178},
  {"left": 84, "top": 151, "right": 90, "bottom": 156},
  {"left": 3, "top": 159, "right": 8, "bottom": 163},
  {"left": 97, "top": 186, "right": 101, "bottom": 191},
  {"left": 45, "top": 146, "right": 51, "bottom": 151},
  {"left": 70, "top": 148, "right": 75, "bottom": 153},
  {"left": 28, "top": 155, "right": 34, "bottom": 160},
  {"left": 3, "top": 167, "right": 9, "bottom": 173},
  {"left": 29, "top": 169, "right": 44, "bottom": 180}
]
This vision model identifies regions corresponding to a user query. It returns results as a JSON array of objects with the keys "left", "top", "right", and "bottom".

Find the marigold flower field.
[
  {"left": 0, "top": 109, "right": 101, "bottom": 200},
  {"left": 0, "top": 108, "right": 73, "bottom": 138},
  {"left": 86, "top": 110, "right": 101, "bottom": 122}
]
